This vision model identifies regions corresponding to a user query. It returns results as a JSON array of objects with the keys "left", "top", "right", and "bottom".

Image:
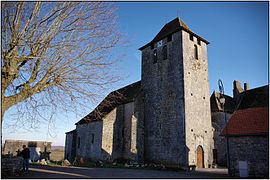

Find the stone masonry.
[
  {"left": 229, "top": 135, "right": 269, "bottom": 178},
  {"left": 65, "top": 17, "right": 214, "bottom": 169}
]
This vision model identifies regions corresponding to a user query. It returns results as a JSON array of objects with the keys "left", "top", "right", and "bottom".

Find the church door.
[{"left": 197, "top": 145, "right": 204, "bottom": 168}]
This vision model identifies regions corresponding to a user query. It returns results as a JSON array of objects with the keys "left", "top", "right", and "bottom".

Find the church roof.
[
  {"left": 220, "top": 107, "right": 268, "bottom": 136},
  {"left": 75, "top": 81, "right": 141, "bottom": 125},
  {"left": 139, "top": 17, "right": 210, "bottom": 50},
  {"left": 65, "top": 129, "right": 76, "bottom": 134}
]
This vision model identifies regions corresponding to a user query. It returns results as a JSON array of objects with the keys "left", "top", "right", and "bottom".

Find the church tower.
[{"left": 139, "top": 17, "right": 213, "bottom": 168}]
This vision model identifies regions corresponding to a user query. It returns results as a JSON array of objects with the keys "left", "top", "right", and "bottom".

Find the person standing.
[{"left": 21, "top": 145, "right": 30, "bottom": 172}]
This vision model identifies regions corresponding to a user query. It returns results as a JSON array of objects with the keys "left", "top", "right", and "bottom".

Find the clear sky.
[{"left": 2, "top": 2, "right": 268, "bottom": 146}]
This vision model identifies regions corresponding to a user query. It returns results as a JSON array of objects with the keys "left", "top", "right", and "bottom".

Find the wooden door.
[{"left": 197, "top": 146, "right": 204, "bottom": 168}]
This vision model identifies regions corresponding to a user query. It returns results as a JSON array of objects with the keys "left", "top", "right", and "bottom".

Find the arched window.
[
  {"left": 194, "top": 45, "right": 198, "bottom": 60},
  {"left": 162, "top": 45, "right": 167, "bottom": 60},
  {"left": 153, "top": 49, "right": 157, "bottom": 64}
]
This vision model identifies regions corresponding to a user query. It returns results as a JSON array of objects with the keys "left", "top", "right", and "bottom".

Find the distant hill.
[{"left": 51, "top": 146, "right": 65, "bottom": 150}]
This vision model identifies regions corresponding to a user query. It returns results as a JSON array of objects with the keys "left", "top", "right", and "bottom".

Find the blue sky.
[{"left": 2, "top": 2, "right": 268, "bottom": 146}]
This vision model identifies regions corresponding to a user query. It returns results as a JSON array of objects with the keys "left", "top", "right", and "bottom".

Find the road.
[{"left": 3, "top": 165, "right": 229, "bottom": 178}]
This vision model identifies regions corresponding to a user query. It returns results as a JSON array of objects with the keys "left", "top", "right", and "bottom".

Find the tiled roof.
[
  {"left": 139, "top": 17, "right": 210, "bottom": 50},
  {"left": 220, "top": 107, "right": 269, "bottom": 136},
  {"left": 75, "top": 81, "right": 141, "bottom": 125},
  {"left": 237, "top": 85, "right": 269, "bottom": 110},
  {"left": 210, "top": 91, "right": 236, "bottom": 113}
]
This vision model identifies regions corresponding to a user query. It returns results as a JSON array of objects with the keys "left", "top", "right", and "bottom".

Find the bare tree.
[{"left": 1, "top": 2, "right": 126, "bottom": 126}]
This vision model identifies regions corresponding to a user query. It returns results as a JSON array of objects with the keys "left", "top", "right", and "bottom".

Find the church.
[
  {"left": 65, "top": 17, "right": 215, "bottom": 168},
  {"left": 64, "top": 17, "right": 269, "bottom": 175}
]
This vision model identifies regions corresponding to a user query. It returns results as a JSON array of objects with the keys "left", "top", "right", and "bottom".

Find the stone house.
[
  {"left": 210, "top": 81, "right": 269, "bottom": 168},
  {"left": 65, "top": 17, "right": 214, "bottom": 169},
  {"left": 220, "top": 107, "right": 268, "bottom": 178}
]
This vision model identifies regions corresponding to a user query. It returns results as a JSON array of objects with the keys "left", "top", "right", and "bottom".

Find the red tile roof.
[{"left": 220, "top": 107, "right": 269, "bottom": 136}]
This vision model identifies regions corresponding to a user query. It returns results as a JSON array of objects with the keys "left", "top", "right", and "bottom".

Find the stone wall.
[
  {"left": 73, "top": 102, "right": 141, "bottom": 163},
  {"left": 133, "top": 90, "right": 145, "bottom": 163},
  {"left": 211, "top": 112, "right": 233, "bottom": 167},
  {"left": 229, "top": 135, "right": 269, "bottom": 178},
  {"left": 1, "top": 156, "right": 23, "bottom": 176},
  {"left": 3, "top": 140, "right": 52, "bottom": 161},
  {"left": 122, "top": 102, "right": 133, "bottom": 159},
  {"left": 141, "top": 30, "right": 187, "bottom": 167},
  {"left": 86, "top": 121, "right": 103, "bottom": 161},
  {"left": 101, "top": 106, "right": 124, "bottom": 161},
  {"left": 182, "top": 30, "right": 213, "bottom": 168},
  {"left": 75, "top": 121, "right": 103, "bottom": 161}
]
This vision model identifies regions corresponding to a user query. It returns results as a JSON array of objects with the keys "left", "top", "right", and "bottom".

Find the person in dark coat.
[{"left": 21, "top": 145, "right": 30, "bottom": 172}]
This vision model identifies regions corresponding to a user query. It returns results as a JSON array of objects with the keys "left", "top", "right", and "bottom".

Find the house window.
[
  {"left": 194, "top": 45, "right": 198, "bottom": 60},
  {"left": 153, "top": 49, "right": 157, "bottom": 64},
  {"left": 162, "top": 45, "right": 167, "bottom": 60},
  {"left": 197, "top": 39, "right": 201, "bottom": 45},
  {"left": 190, "top": 34, "right": 193, "bottom": 41},
  {"left": 91, "top": 134, "right": 94, "bottom": 144},
  {"left": 167, "top": 34, "right": 172, "bottom": 42},
  {"left": 78, "top": 137, "right": 80, "bottom": 148}
]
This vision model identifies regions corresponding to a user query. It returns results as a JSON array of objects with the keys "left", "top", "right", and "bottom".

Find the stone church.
[{"left": 65, "top": 17, "right": 215, "bottom": 168}]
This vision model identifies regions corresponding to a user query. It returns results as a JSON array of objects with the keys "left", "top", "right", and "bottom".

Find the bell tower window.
[
  {"left": 194, "top": 45, "right": 198, "bottom": 60},
  {"left": 190, "top": 34, "right": 194, "bottom": 41}
]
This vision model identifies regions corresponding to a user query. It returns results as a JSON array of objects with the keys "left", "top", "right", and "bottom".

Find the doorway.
[{"left": 197, "top": 145, "right": 204, "bottom": 168}]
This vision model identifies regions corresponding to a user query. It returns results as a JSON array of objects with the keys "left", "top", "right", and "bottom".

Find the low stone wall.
[
  {"left": 229, "top": 135, "right": 269, "bottom": 178},
  {"left": 1, "top": 156, "right": 24, "bottom": 176}
]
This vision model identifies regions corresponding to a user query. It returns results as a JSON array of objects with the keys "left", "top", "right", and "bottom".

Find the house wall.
[
  {"left": 211, "top": 112, "right": 233, "bottom": 166},
  {"left": 141, "top": 30, "right": 186, "bottom": 167},
  {"left": 182, "top": 30, "right": 213, "bottom": 168},
  {"left": 229, "top": 135, "right": 269, "bottom": 178}
]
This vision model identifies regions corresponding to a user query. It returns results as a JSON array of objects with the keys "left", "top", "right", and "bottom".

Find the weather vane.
[{"left": 177, "top": 10, "right": 180, "bottom": 17}]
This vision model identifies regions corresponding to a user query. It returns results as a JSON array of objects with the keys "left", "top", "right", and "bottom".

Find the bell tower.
[{"left": 139, "top": 17, "right": 213, "bottom": 168}]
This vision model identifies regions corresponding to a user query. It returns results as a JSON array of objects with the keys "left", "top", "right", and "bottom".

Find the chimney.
[
  {"left": 233, "top": 80, "right": 244, "bottom": 102},
  {"left": 244, "top": 83, "right": 249, "bottom": 91}
]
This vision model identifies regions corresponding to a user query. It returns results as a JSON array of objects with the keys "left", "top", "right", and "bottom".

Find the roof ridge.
[{"left": 139, "top": 17, "right": 210, "bottom": 50}]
